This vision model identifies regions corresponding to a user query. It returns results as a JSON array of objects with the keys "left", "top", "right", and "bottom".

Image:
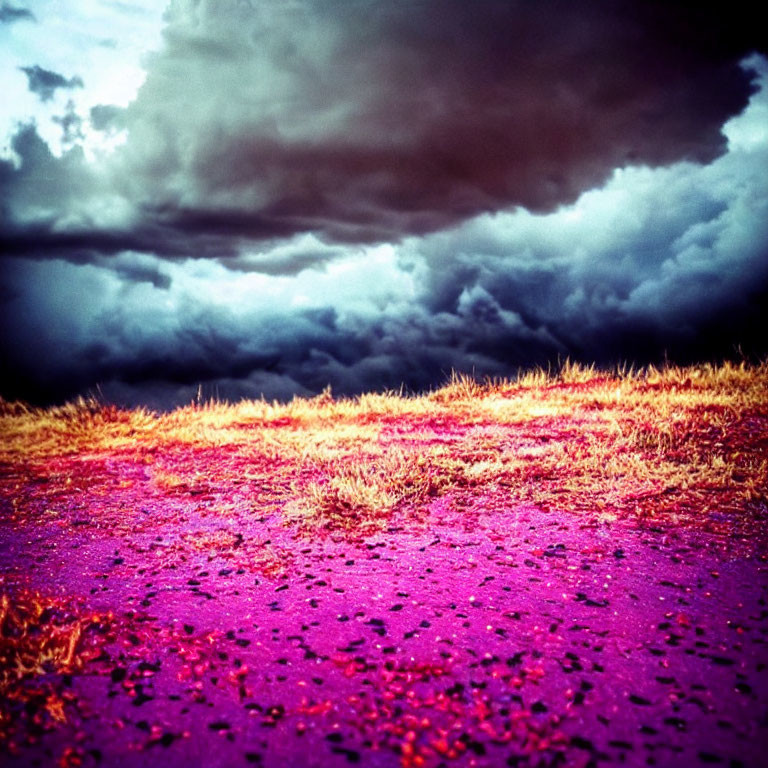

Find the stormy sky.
[{"left": 1, "top": 1, "right": 767, "bottom": 409}]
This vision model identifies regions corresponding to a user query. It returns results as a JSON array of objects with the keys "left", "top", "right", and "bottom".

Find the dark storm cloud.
[
  {"left": 0, "top": 125, "right": 133, "bottom": 258},
  {"left": 2, "top": 0, "right": 765, "bottom": 260},
  {"left": 1, "top": 1, "right": 767, "bottom": 408},
  {"left": 6, "top": 62, "right": 766, "bottom": 411},
  {"left": 0, "top": 125, "right": 243, "bottom": 263},
  {"left": 0, "top": 3, "right": 34, "bottom": 23},
  {"left": 19, "top": 65, "right": 83, "bottom": 102},
  {"left": 405, "top": 123, "right": 768, "bottom": 370},
  {"left": 0, "top": 264, "right": 345, "bottom": 404},
  {"left": 118, "top": 0, "right": 763, "bottom": 243}
]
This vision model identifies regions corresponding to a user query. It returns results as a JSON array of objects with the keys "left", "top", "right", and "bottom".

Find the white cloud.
[{"left": 1, "top": 0, "right": 165, "bottom": 160}]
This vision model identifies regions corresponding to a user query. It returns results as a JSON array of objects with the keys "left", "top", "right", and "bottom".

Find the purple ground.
[{"left": 2, "top": 494, "right": 767, "bottom": 768}]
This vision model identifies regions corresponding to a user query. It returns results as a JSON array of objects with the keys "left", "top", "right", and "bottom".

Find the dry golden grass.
[
  {"left": 1, "top": 361, "right": 766, "bottom": 532},
  {"left": 286, "top": 447, "right": 453, "bottom": 531}
]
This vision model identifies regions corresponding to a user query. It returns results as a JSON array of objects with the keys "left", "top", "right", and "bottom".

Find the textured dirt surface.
[{"left": 2, "top": 467, "right": 767, "bottom": 768}]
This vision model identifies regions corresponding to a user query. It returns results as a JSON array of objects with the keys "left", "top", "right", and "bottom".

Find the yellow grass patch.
[{"left": 1, "top": 361, "right": 766, "bottom": 532}]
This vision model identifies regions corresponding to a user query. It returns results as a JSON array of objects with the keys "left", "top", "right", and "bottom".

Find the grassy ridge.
[{"left": 1, "top": 361, "right": 767, "bottom": 533}]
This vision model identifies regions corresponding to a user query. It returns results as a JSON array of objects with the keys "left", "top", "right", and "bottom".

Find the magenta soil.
[{"left": 1, "top": 403, "right": 767, "bottom": 768}]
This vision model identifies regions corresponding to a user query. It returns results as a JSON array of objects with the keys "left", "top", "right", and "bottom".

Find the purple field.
[{"left": 2, "top": 365, "right": 767, "bottom": 767}]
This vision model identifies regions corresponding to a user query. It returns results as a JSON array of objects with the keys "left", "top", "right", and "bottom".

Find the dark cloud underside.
[
  {"left": 2, "top": 1, "right": 764, "bottom": 259},
  {"left": 123, "top": 0, "right": 762, "bottom": 243}
]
